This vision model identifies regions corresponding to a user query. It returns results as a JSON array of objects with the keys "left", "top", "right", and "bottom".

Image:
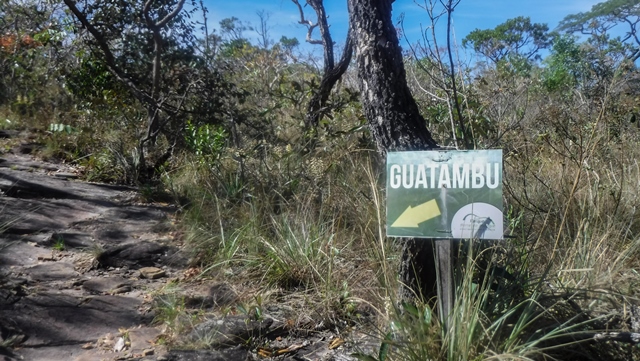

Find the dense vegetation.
[{"left": 2, "top": 0, "right": 640, "bottom": 359}]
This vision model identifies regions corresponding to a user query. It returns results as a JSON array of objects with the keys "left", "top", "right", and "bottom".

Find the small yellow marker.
[{"left": 391, "top": 199, "right": 441, "bottom": 228}]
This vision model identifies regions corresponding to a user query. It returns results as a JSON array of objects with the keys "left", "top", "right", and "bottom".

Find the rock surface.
[
  {"left": 0, "top": 132, "right": 380, "bottom": 361},
  {"left": 139, "top": 266, "right": 166, "bottom": 279},
  {"left": 0, "top": 139, "right": 182, "bottom": 360},
  {"left": 182, "top": 282, "right": 239, "bottom": 309},
  {"left": 162, "top": 348, "right": 249, "bottom": 361}
]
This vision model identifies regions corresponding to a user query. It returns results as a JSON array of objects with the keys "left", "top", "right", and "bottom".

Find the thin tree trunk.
[
  {"left": 294, "top": 0, "right": 354, "bottom": 130},
  {"left": 304, "top": 31, "right": 353, "bottom": 129}
]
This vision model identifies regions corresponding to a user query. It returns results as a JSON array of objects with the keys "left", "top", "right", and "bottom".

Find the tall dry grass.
[{"left": 160, "top": 76, "right": 640, "bottom": 357}]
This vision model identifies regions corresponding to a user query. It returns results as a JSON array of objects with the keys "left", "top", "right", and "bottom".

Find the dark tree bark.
[
  {"left": 304, "top": 31, "right": 353, "bottom": 129},
  {"left": 347, "top": 0, "right": 439, "bottom": 302},
  {"left": 292, "top": 0, "right": 354, "bottom": 130}
]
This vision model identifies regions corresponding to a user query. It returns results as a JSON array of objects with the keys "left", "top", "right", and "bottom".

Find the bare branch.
[
  {"left": 292, "top": 0, "right": 310, "bottom": 26},
  {"left": 306, "top": 0, "right": 335, "bottom": 68},
  {"left": 157, "top": 0, "right": 186, "bottom": 28},
  {"left": 143, "top": 0, "right": 154, "bottom": 22},
  {"left": 291, "top": 0, "right": 323, "bottom": 45},
  {"left": 294, "top": 0, "right": 352, "bottom": 129},
  {"left": 592, "top": 332, "right": 640, "bottom": 343}
]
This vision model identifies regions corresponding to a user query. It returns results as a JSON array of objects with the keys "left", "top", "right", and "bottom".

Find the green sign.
[{"left": 386, "top": 150, "right": 503, "bottom": 239}]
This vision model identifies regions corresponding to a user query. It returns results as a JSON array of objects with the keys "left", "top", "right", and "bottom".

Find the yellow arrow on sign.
[{"left": 391, "top": 199, "right": 441, "bottom": 228}]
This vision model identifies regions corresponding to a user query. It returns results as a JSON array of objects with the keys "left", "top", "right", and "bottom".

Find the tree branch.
[
  {"left": 157, "top": 0, "right": 186, "bottom": 27},
  {"left": 62, "top": 0, "right": 152, "bottom": 103},
  {"left": 307, "top": 0, "right": 335, "bottom": 69},
  {"left": 591, "top": 332, "right": 640, "bottom": 343},
  {"left": 292, "top": 0, "right": 353, "bottom": 130},
  {"left": 292, "top": 0, "right": 323, "bottom": 45}
]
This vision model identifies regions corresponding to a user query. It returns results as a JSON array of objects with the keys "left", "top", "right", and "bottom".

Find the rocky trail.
[
  {"left": 0, "top": 130, "right": 378, "bottom": 361},
  {"left": 0, "top": 129, "right": 193, "bottom": 360}
]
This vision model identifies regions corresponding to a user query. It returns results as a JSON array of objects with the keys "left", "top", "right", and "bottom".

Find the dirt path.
[
  {"left": 0, "top": 135, "right": 187, "bottom": 361},
  {"left": 0, "top": 131, "right": 380, "bottom": 361}
]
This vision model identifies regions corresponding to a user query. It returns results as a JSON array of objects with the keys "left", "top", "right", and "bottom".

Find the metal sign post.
[
  {"left": 435, "top": 238, "right": 454, "bottom": 328},
  {"left": 386, "top": 150, "right": 503, "bottom": 328}
]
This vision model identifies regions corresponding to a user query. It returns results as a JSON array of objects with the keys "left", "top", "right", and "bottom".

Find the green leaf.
[
  {"left": 423, "top": 306, "right": 432, "bottom": 324},
  {"left": 49, "top": 123, "right": 77, "bottom": 134},
  {"left": 379, "top": 331, "right": 393, "bottom": 361},
  {"left": 253, "top": 306, "right": 262, "bottom": 320},
  {"left": 402, "top": 302, "right": 420, "bottom": 317}
]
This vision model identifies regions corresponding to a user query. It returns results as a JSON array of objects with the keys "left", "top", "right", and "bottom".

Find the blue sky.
[{"left": 201, "top": 0, "right": 605, "bottom": 60}]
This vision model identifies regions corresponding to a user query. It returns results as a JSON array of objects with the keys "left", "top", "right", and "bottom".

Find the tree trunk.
[
  {"left": 304, "top": 31, "right": 353, "bottom": 129},
  {"left": 293, "top": 0, "right": 354, "bottom": 130},
  {"left": 347, "top": 0, "right": 439, "bottom": 302}
]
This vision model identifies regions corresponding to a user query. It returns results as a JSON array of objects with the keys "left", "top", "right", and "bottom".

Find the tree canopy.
[
  {"left": 463, "top": 16, "right": 552, "bottom": 64},
  {"left": 558, "top": 0, "right": 640, "bottom": 60}
]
